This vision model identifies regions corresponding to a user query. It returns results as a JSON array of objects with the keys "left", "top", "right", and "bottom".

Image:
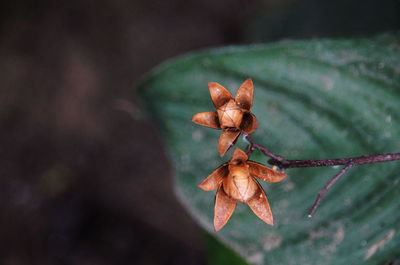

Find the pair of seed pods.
[{"left": 192, "top": 79, "right": 287, "bottom": 231}]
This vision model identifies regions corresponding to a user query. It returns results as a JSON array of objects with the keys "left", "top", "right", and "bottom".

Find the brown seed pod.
[
  {"left": 192, "top": 78, "right": 258, "bottom": 156},
  {"left": 198, "top": 148, "right": 287, "bottom": 231}
]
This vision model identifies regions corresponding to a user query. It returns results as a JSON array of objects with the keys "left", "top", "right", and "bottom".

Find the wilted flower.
[
  {"left": 192, "top": 78, "right": 258, "bottom": 156},
  {"left": 198, "top": 148, "right": 286, "bottom": 231}
]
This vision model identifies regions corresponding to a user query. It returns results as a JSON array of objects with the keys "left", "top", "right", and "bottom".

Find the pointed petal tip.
[
  {"left": 244, "top": 78, "right": 253, "bottom": 85},
  {"left": 208, "top": 82, "right": 232, "bottom": 108},
  {"left": 231, "top": 148, "right": 248, "bottom": 162},
  {"left": 218, "top": 144, "right": 229, "bottom": 157},
  {"left": 214, "top": 187, "right": 236, "bottom": 232},
  {"left": 214, "top": 223, "right": 223, "bottom": 232},
  {"left": 192, "top": 111, "right": 220, "bottom": 129},
  {"left": 235, "top": 78, "right": 254, "bottom": 110},
  {"left": 191, "top": 112, "right": 200, "bottom": 121},
  {"left": 247, "top": 182, "right": 275, "bottom": 225},
  {"left": 197, "top": 183, "right": 207, "bottom": 190},
  {"left": 218, "top": 130, "right": 241, "bottom": 157},
  {"left": 198, "top": 182, "right": 218, "bottom": 191},
  {"left": 213, "top": 213, "right": 230, "bottom": 232}
]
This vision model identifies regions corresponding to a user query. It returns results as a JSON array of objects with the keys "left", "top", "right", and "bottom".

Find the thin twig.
[
  {"left": 245, "top": 134, "right": 400, "bottom": 169},
  {"left": 308, "top": 163, "right": 353, "bottom": 217},
  {"left": 268, "top": 153, "right": 400, "bottom": 169},
  {"left": 244, "top": 135, "right": 288, "bottom": 165},
  {"left": 244, "top": 134, "right": 400, "bottom": 216}
]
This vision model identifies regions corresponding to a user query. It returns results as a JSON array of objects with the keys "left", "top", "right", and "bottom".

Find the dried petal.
[
  {"left": 248, "top": 161, "right": 287, "bottom": 182},
  {"left": 240, "top": 113, "right": 258, "bottom": 134},
  {"left": 192, "top": 111, "right": 221, "bottom": 129},
  {"left": 218, "top": 129, "right": 241, "bottom": 156},
  {"left": 198, "top": 164, "right": 229, "bottom": 191},
  {"left": 208, "top": 82, "right": 232, "bottom": 109},
  {"left": 235, "top": 78, "right": 254, "bottom": 110},
  {"left": 230, "top": 148, "right": 248, "bottom": 164},
  {"left": 217, "top": 100, "right": 244, "bottom": 129},
  {"left": 214, "top": 186, "right": 237, "bottom": 231},
  {"left": 246, "top": 182, "right": 274, "bottom": 225}
]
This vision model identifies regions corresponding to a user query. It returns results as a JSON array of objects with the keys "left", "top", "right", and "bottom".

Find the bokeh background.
[{"left": 0, "top": 0, "right": 399, "bottom": 264}]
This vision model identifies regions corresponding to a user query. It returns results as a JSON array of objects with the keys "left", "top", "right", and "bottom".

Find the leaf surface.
[{"left": 139, "top": 33, "right": 400, "bottom": 265}]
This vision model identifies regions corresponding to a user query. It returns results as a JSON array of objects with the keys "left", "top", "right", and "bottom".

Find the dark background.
[{"left": 0, "top": 0, "right": 399, "bottom": 264}]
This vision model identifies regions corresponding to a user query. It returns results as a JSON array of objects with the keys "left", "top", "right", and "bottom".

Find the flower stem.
[
  {"left": 307, "top": 163, "right": 353, "bottom": 217},
  {"left": 268, "top": 153, "right": 400, "bottom": 169}
]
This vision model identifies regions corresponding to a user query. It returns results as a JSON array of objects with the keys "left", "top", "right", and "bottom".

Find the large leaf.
[{"left": 139, "top": 33, "right": 400, "bottom": 265}]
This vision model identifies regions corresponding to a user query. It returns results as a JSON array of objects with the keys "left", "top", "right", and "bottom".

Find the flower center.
[
  {"left": 223, "top": 164, "right": 257, "bottom": 202},
  {"left": 217, "top": 99, "right": 243, "bottom": 129}
]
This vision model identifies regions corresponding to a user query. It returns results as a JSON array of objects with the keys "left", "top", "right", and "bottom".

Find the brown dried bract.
[
  {"left": 192, "top": 78, "right": 258, "bottom": 156},
  {"left": 198, "top": 148, "right": 286, "bottom": 231}
]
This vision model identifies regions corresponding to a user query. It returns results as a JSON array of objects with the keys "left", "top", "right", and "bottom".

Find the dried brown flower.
[
  {"left": 198, "top": 148, "right": 286, "bottom": 231},
  {"left": 192, "top": 78, "right": 258, "bottom": 156}
]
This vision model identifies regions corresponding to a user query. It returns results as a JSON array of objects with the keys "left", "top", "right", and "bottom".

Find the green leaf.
[
  {"left": 205, "top": 233, "right": 249, "bottom": 265},
  {"left": 139, "top": 33, "right": 400, "bottom": 265}
]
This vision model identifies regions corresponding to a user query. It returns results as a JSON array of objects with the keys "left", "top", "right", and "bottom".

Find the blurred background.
[{"left": 0, "top": 0, "right": 399, "bottom": 264}]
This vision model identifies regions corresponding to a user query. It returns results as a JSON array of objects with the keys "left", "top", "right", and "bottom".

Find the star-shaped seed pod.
[
  {"left": 198, "top": 148, "right": 286, "bottom": 231},
  {"left": 192, "top": 78, "right": 258, "bottom": 156}
]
